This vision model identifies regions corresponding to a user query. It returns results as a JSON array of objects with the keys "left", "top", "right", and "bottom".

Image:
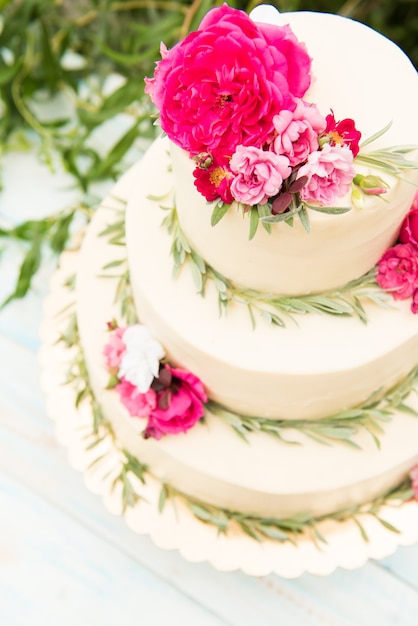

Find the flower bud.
[
  {"left": 194, "top": 152, "right": 213, "bottom": 169},
  {"left": 353, "top": 173, "right": 389, "bottom": 196}
]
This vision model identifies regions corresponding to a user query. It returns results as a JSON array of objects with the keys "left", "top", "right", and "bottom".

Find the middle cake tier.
[{"left": 126, "top": 137, "right": 418, "bottom": 421}]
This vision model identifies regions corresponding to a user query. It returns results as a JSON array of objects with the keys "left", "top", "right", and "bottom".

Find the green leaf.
[
  {"left": 298, "top": 206, "right": 310, "bottom": 233},
  {"left": 249, "top": 206, "right": 259, "bottom": 240},
  {"left": 1, "top": 235, "right": 42, "bottom": 307},
  {"left": 306, "top": 204, "right": 351, "bottom": 215},
  {"left": 50, "top": 211, "right": 75, "bottom": 253},
  {"left": 86, "top": 119, "right": 142, "bottom": 181},
  {"left": 189, "top": 258, "right": 203, "bottom": 293},
  {"left": 211, "top": 201, "right": 229, "bottom": 227},
  {"left": 158, "top": 485, "right": 168, "bottom": 513}
]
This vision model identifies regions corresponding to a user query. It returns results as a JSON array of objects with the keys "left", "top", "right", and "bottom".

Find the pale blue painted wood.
[{"left": 0, "top": 472, "right": 231, "bottom": 626}]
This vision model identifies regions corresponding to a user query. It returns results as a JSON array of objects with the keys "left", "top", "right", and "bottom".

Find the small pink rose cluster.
[
  {"left": 103, "top": 323, "right": 207, "bottom": 439},
  {"left": 145, "top": 5, "right": 362, "bottom": 211},
  {"left": 376, "top": 191, "right": 418, "bottom": 313}
]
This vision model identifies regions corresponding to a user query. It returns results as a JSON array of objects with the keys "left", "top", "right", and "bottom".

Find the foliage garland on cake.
[
  {"left": 145, "top": 5, "right": 418, "bottom": 238},
  {"left": 99, "top": 205, "right": 418, "bottom": 445},
  {"left": 161, "top": 201, "right": 389, "bottom": 327},
  {"left": 60, "top": 302, "right": 418, "bottom": 546}
]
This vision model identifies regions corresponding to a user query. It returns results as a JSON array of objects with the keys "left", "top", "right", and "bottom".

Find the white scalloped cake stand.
[{"left": 39, "top": 166, "right": 418, "bottom": 579}]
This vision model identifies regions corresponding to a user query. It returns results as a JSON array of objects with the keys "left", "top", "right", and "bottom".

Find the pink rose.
[
  {"left": 116, "top": 378, "right": 157, "bottom": 418},
  {"left": 230, "top": 145, "right": 291, "bottom": 205},
  {"left": 324, "top": 111, "right": 361, "bottom": 157},
  {"left": 146, "top": 365, "right": 207, "bottom": 439},
  {"left": 410, "top": 465, "right": 418, "bottom": 499},
  {"left": 297, "top": 144, "right": 355, "bottom": 205},
  {"left": 272, "top": 99, "right": 326, "bottom": 166},
  {"left": 376, "top": 243, "right": 418, "bottom": 300},
  {"left": 145, "top": 5, "right": 311, "bottom": 155},
  {"left": 193, "top": 151, "right": 234, "bottom": 203},
  {"left": 103, "top": 326, "right": 126, "bottom": 370},
  {"left": 400, "top": 208, "right": 418, "bottom": 248}
]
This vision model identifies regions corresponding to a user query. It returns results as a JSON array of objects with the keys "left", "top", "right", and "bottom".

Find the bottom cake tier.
[{"left": 73, "top": 156, "right": 418, "bottom": 524}]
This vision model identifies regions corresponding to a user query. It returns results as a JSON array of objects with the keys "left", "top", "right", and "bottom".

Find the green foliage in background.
[{"left": 0, "top": 0, "right": 416, "bottom": 305}]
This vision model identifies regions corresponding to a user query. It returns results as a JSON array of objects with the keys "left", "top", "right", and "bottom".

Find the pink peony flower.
[
  {"left": 193, "top": 151, "right": 234, "bottom": 203},
  {"left": 400, "top": 208, "right": 418, "bottom": 248},
  {"left": 410, "top": 465, "right": 418, "bottom": 499},
  {"left": 272, "top": 99, "right": 326, "bottom": 166},
  {"left": 297, "top": 144, "right": 355, "bottom": 205},
  {"left": 376, "top": 243, "right": 418, "bottom": 301},
  {"left": 230, "top": 145, "right": 291, "bottom": 205},
  {"left": 116, "top": 378, "right": 157, "bottom": 418},
  {"left": 145, "top": 5, "right": 311, "bottom": 155},
  {"left": 146, "top": 365, "right": 207, "bottom": 439},
  {"left": 103, "top": 326, "right": 126, "bottom": 370},
  {"left": 324, "top": 111, "right": 361, "bottom": 157}
]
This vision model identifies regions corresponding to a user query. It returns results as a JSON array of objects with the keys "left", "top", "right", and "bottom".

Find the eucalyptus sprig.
[{"left": 162, "top": 203, "right": 391, "bottom": 327}]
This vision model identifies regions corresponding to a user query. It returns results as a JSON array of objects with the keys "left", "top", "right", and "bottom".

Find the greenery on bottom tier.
[{"left": 60, "top": 304, "right": 415, "bottom": 545}]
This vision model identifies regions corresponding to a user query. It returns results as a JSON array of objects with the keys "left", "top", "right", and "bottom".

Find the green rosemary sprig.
[
  {"left": 159, "top": 479, "right": 413, "bottom": 545},
  {"left": 162, "top": 203, "right": 390, "bottom": 327},
  {"left": 98, "top": 202, "right": 138, "bottom": 325},
  {"left": 209, "top": 364, "right": 418, "bottom": 449}
]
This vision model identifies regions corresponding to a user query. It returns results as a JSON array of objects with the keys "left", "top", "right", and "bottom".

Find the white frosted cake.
[{"left": 72, "top": 5, "right": 418, "bottom": 541}]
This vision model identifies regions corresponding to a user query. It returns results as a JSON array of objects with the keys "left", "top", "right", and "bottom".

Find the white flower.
[{"left": 118, "top": 325, "right": 165, "bottom": 393}]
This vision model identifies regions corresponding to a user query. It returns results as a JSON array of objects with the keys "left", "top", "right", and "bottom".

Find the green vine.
[
  {"left": 161, "top": 203, "right": 391, "bottom": 327},
  {"left": 208, "top": 365, "right": 418, "bottom": 449}
]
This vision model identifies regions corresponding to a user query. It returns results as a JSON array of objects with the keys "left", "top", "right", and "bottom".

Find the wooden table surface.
[{"left": 1, "top": 142, "right": 418, "bottom": 626}]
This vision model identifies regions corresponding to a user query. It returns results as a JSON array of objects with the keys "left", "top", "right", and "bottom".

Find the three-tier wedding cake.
[{"left": 67, "top": 4, "right": 418, "bottom": 547}]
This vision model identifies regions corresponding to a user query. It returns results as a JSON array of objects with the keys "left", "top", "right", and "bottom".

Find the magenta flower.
[
  {"left": 376, "top": 243, "right": 418, "bottom": 301},
  {"left": 146, "top": 365, "right": 207, "bottom": 439},
  {"left": 324, "top": 111, "right": 361, "bottom": 156},
  {"left": 272, "top": 99, "right": 326, "bottom": 166},
  {"left": 230, "top": 145, "right": 291, "bottom": 205},
  {"left": 145, "top": 5, "right": 311, "bottom": 155},
  {"left": 297, "top": 144, "right": 355, "bottom": 205},
  {"left": 193, "top": 151, "right": 234, "bottom": 203},
  {"left": 400, "top": 208, "right": 418, "bottom": 248}
]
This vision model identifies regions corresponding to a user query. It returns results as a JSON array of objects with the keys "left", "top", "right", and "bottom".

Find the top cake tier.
[{"left": 149, "top": 7, "right": 418, "bottom": 296}]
